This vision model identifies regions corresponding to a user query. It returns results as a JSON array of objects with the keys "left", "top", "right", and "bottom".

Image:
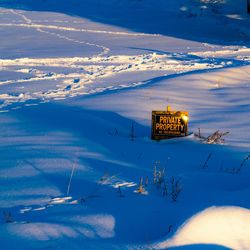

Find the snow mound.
[{"left": 156, "top": 206, "right": 250, "bottom": 250}]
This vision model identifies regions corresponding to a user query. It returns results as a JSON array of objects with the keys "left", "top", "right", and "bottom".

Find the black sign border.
[{"left": 151, "top": 110, "right": 188, "bottom": 140}]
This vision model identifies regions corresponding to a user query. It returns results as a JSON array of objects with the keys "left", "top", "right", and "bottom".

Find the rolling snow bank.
[
  {"left": 0, "top": 0, "right": 246, "bottom": 13},
  {"left": 0, "top": 0, "right": 249, "bottom": 43},
  {"left": 156, "top": 206, "right": 250, "bottom": 250}
]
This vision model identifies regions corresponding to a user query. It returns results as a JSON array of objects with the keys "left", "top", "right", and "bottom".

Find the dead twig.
[{"left": 201, "top": 153, "right": 212, "bottom": 169}]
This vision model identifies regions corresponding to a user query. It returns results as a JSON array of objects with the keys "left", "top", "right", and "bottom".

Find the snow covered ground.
[{"left": 0, "top": 0, "right": 250, "bottom": 249}]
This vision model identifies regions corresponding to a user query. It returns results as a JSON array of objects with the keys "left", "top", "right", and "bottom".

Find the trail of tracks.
[
  {"left": 0, "top": 9, "right": 250, "bottom": 112},
  {"left": 0, "top": 53, "right": 235, "bottom": 111},
  {"left": 9, "top": 9, "right": 110, "bottom": 57}
]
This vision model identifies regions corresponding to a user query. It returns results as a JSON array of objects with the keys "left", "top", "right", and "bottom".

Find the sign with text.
[{"left": 151, "top": 110, "right": 189, "bottom": 140}]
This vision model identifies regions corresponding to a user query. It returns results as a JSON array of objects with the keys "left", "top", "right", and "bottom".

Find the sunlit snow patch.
[{"left": 156, "top": 206, "right": 250, "bottom": 250}]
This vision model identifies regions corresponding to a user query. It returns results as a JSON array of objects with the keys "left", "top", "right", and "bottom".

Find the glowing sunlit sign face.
[
  {"left": 181, "top": 115, "right": 189, "bottom": 123},
  {"left": 151, "top": 110, "right": 189, "bottom": 140}
]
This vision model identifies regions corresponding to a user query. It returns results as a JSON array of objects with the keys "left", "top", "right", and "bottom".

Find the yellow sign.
[{"left": 151, "top": 107, "right": 189, "bottom": 140}]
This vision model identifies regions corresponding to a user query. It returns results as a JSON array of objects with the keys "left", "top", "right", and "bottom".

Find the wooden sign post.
[{"left": 151, "top": 106, "right": 189, "bottom": 140}]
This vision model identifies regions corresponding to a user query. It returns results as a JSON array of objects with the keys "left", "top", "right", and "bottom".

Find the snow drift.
[{"left": 156, "top": 206, "right": 250, "bottom": 250}]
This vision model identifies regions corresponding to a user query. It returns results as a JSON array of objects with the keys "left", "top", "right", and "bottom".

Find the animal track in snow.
[
  {"left": 0, "top": 52, "right": 229, "bottom": 110},
  {"left": 1, "top": 9, "right": 250, "bottom": 112},
  {"left": 9, "top": 9, "right": 110, "bottom": 57}
]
